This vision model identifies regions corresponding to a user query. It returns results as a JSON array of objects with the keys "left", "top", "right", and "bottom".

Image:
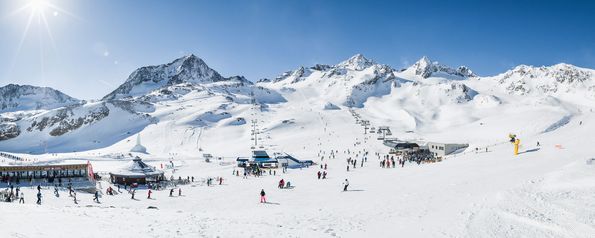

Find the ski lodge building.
[
  {"left": 109, "top": 158, "right": 165, "bottom": 185},
  {"left": 0, "top": 159, "right": 94, "bottom": 188},
  {"left": 427, "top": 142, "right": 469, "bottom": 157},
  {"left": 236, "top": 151, "right": 314, "bottom": 169}
]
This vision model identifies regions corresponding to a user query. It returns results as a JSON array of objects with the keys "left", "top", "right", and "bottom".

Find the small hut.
[{"left": 109, "top": 158, "right": 164, "bottom": 185}]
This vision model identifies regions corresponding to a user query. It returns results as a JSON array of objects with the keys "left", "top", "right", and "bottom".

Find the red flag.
[{"left": 87, "top": 161, "right": 95, "bottom": 181}]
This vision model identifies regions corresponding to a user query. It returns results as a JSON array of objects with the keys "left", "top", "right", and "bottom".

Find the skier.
[
  {"left": 73, "top": 192, "right": 78, "bottom": 204},
  {"left": 260, "top": 189, "right": 267, "bottom": 203},
  {"left": 18, "top": 192, "right": 24, "bottom": 204},
  {"left": 342, "top": 179, "right": 349, "bottom": 191},
  {"left": 317, "top": 171, "right": 322, "bottom": 179},
  {"left": 219, "top": 177, "right": 223, "bottom": 185},
  {"left": 54, "top": 186, "right": 59, "bottom": 197},
  {"left": 131, "top": 189, "right": 136, "bottom": 199},
  {"left": 347, "top": 165, "right": 350, "bottom": 172},
  {"left": 147, "top": 189, "right": 152, "bottom": 199},
  {"left": 322, "top": 171, "right": 327, "bottom": 179},
  {"left": 178, "top": 188, "right": 182, "bottom": 196},
  {"left": 36, "top": 192, "right": 42, "bottom": 205},
  {"left": 93, "top": 191, "right": 100, "bottom": 203},
  {"left": 169, "top": 188, "right": 174, "bottom": 197}
]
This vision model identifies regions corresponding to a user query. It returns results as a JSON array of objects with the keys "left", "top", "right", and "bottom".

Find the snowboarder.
[
  {"left": 260, "top": 189, "right": 266, "bottom": 203},
  {"left": 342, "top": 179, "right": 349, "bottom": 191}
]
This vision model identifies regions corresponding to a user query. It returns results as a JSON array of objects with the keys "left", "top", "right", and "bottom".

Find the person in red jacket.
[{"left": 147, "top": 189, "right": 152, "bottom": 199}]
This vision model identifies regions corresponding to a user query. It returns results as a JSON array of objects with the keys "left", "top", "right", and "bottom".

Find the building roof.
[
  {"left": 252, "top": 150, "right": 270, "bottom": 158},
  {"left": 0, "top": 159, "right": 87, "bottom": 167},
  {"left": 109, "top": 158, "right": 163, "bottom": 177},
  {"left": 394, "top": 143, "right": 420, "bottom": 150}
]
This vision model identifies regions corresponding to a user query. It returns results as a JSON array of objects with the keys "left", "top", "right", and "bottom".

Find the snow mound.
[
  {"left": 542, "top": 115, "right": 572, "bottom": 133},
  {"left": 473, "top": 94, "right": 502, "bottom": 108},
  {"left": 226, "top": 117, "right": 246, "bottom": 126},
  {"left": 323, "top": 102, "right": 340, "bottom": 110}
]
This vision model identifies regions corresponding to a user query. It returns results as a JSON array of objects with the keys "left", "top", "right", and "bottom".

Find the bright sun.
[
  {"left": 7, "top": 0, "right": 76, "bottom": 81},
  {"left": 30, "top": 0, "right": 48, "bottom": 13}
]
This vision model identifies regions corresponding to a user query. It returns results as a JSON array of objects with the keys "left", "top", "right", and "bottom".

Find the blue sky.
[{"left": 1, "top": 0, "right": 594, "bottom": 99}]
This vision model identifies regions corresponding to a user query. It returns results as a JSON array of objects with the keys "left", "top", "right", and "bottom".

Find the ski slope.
[{"left": 1, "top": 88, "right": 594, "bottom": 238}]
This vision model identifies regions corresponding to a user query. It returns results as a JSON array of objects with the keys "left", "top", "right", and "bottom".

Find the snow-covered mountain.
[
  {"left": 103, "top": 54, "right": 251, "bottom": 100},
  {"left": 260, "top": 54, "right": 401, "bottom": 107},
  {"left": 0, "top": 84, "right": 81, "bottom": 113},
  {"left": 481, "top": 63, "right": 595, "bottom": 97},
  {"left": 0, "top": 53, "right": 594, "bottom": 153},
  {"left": 0, "top": 54, "right": 286, "bottom": 153},
  {"left": 401, "top": 56, "right": 476, "bottom": 79}
]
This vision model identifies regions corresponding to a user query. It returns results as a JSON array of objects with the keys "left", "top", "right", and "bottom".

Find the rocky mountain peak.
[
  {"left": 0, "top": 84, "right": 81, "bottom": 113},
  {"left": 103, "top": 54, "right": 248, "bottom": 100},
  {"left": 409, "top": 56, "right": 476, "bottom": 79},
  {"left": 336, "top": 54, "right": 376, "bottom": 71}
]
